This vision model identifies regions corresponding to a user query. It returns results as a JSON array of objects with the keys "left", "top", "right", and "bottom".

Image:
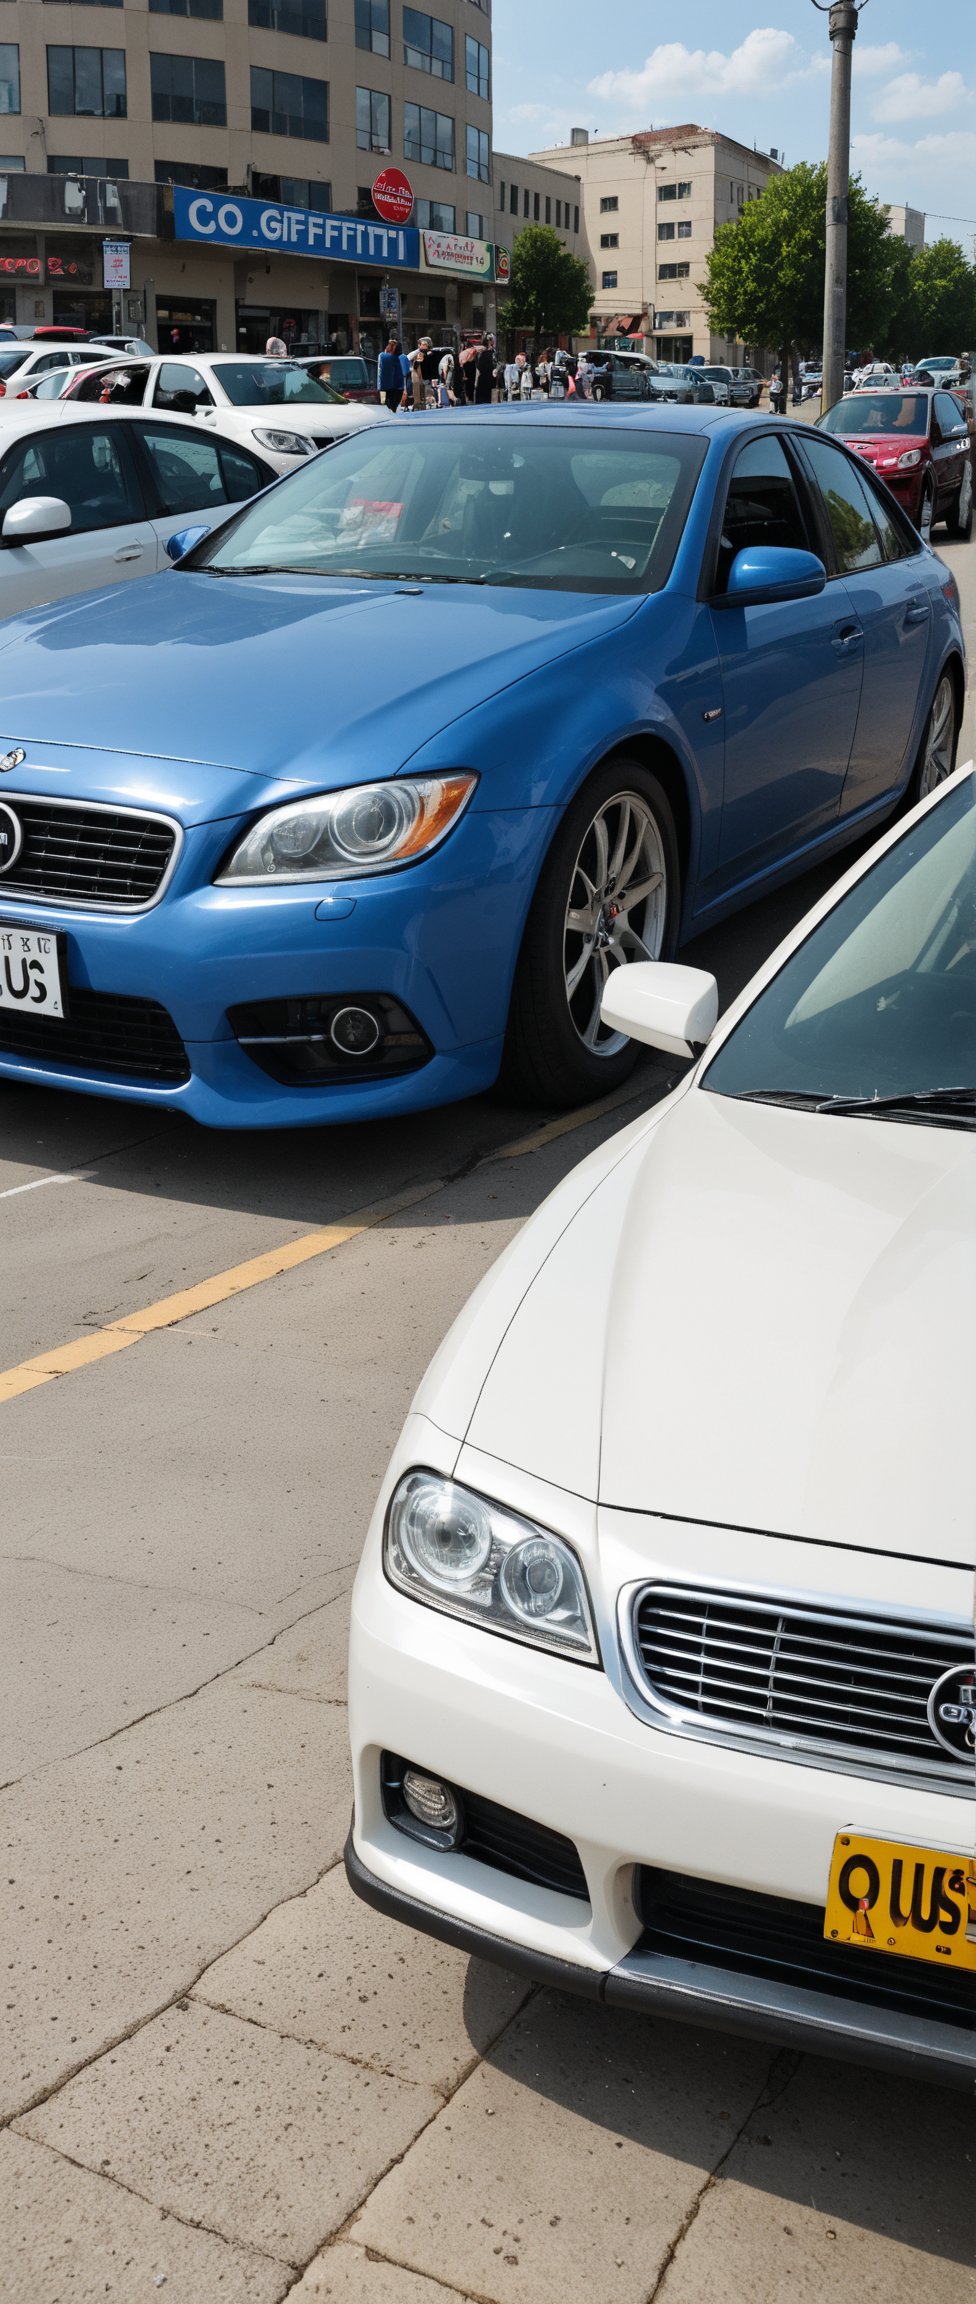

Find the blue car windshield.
[
  {"left": 195, "top": 423, "right": 706, "bottom": 592},
  {"left": 702, "top": 778, "right": 976, "bottom": 1117}
]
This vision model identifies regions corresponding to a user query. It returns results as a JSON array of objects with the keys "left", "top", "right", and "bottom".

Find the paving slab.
[
  {"left": 0, "top": 1680, "right": 350, "bottom": 2120},
  {"left": 230, "top": 1594, "right": 351, "bottom": 1706},
  {"left": 194, "top": 1862, "right": 531, "bottom": 2094},
  {"left": 289, "top": 2241, "right": 477, "bottom": 2301},
  {"left": 0, "top": 2127, "right": 290, "bottom": 2304},
  {"left": 656, "top": 2051, "right": 976, "bottom": 2304},
  {"left": 19, "top": 2000, "right": 442, "bottom": 2270},
  {"left": 353, "top": 1988, "right": 772, "bottom": 2304}
]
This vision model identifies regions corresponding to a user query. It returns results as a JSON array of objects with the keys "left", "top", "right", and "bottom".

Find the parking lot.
[{"left": 1, "top": 528, "right": 974, "bottom": 2302}]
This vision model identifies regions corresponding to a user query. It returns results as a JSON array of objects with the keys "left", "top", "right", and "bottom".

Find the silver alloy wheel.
[
  {"left": 563, "top": 790, "right": 668, "bottom": 1055},
  {"left": 917, "top": 674, "right": 956, "bottom": 799},
  {"left": 956, "top": 459, "right": 973, "bottom": 530}
]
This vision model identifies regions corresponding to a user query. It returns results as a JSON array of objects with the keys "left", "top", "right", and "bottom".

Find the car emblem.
[
  {"left": 0, "top": 799, "right": 23, "bottom": 875},
  {"left": 0, "top": 746, "right": 25, "bottom": 774},
  {"left": 927, "top": 1665, "right": 976, "bottom": 1760}
]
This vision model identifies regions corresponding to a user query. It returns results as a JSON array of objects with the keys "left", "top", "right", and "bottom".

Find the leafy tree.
[
  {"left": 902, "top": 239, "right": 976, "bottom": 355},
  {"left": 700, "top": 160, "right": 902, "bottom": 372},
  {"left": 497, "top": 225, "right": 593, "bottom": 344}
]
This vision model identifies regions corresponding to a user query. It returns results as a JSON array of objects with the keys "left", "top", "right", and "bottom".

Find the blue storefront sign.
[{"left": 172, "top": 186, "right": 420, "bottom": 270}]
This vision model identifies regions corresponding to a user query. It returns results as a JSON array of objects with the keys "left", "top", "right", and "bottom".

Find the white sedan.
[
  {"left": 0, "top": 342, "right": 113, "bottom": 401},
  {"left": 347, "top": 765, "right": 976, "bottom": 2088},
  {"left": 52, "top": 350, "right": 391, "bottom": 474},
  {"left": 0, "top": 403, "right": 273, "bottom": 615}
]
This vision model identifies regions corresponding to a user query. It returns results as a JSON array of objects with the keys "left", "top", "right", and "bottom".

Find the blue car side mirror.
[
  {"left": 165, "top": 524, "right": 211, "bottom": 564},
  {"left": 717, "top": 546, "right": 827, "bottom": 608}
]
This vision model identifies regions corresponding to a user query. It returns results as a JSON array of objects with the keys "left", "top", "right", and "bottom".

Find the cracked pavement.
[{"left": 2, "top": 560, "right": 975, "bottom": 2300}]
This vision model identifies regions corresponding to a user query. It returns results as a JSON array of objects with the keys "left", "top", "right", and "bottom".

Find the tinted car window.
[
  {"left": 820, "top": 393, "right": 930, "bottom": 438},
  {"left": 208, "top": 361, "right": 335, "bottom": 407},
  {"left": 715, "top": 433, "right": 809, "bottom": 591},
  {"left": 74, "top": 362, "right": 150, "bottom": 406},
  {"left": 801, "top": 435, "right": 883, "bottom": 574},
  {"left": 0, "top": 424, "right": 139, "bottom": 533},
  {"left": 136, "top": 424, "right": 267, "bottom": 515},
  {"left": 153, "top": 362, "right": 213, "bottom": 413},
  {"left": 857, "top": 469, "right": 915, "bottom": 564},
  {"left": 935, "top": 392, "right": 967, "bottom": 438}
]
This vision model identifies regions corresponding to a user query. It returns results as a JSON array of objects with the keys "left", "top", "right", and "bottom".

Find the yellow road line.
[{"left": 0, "top": 1080, "right": 658, "bottom": 1409}]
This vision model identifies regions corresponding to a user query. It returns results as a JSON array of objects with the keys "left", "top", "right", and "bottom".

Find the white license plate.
[{"left": 0, "top": 922, "right": 67, "bottom": 1020}]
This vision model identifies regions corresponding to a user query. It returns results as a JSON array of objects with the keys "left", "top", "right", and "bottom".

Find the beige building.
[
  {"left": 886, "top": 203, "right": 925, "bottom": 251},
  {"left": 0, "top": 0, "right": 496, "bottom": 352},
  {"left": 528, "top": 123, "right": 782, "bottom": 363},
  {"left": 492, "top": 147, "right": 587, "bottom": 263}
]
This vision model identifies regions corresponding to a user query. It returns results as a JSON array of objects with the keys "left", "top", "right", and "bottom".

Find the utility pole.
[{"left": 817, "top": 0, "right": 865, "bottom": 410}]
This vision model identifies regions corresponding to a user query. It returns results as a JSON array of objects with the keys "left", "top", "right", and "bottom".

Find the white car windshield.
[
  {"left": 190, "top": 423, "right": 707, "bottom": 594},
  {"left": 208, "top": 360, "right": 340, "bottom": 407},
  {"left": 702, "top": 778, "right": 976, "bottom": 1124}
]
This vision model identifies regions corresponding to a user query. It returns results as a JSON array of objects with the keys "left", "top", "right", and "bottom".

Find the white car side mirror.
[
  {"left": 1, "top": 495, "right": 72, "bottom": 544},
  {"left": 601, "top": 962, "right": 719, "bottom": 1058}
]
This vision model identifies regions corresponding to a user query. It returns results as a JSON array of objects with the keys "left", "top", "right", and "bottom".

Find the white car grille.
[{"left": 628, "top": 1582, "right": 974, "bottom": 1790}]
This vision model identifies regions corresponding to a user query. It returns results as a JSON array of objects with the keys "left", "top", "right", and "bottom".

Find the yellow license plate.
[{"left": 824, "top": 1834, "right": 976, "bottom": 1971}]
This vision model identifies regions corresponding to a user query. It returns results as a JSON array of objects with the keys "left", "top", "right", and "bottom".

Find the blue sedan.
[{"left": 0, "top": 406, "right": 964, "bottom": 1126}]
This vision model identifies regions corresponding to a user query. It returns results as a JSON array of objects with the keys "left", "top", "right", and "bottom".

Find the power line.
[{"left": 924, "top": 213, "right": 976, "bottom": 227}]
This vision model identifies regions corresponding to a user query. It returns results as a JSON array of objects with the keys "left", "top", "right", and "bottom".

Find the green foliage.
[
  {"left": 497, "top": 225, "right": 593, "bottom": 341},
  {"left": 700, "top": 161, "right": 901, "bottom": 360},
  {"left": 903, "top": 239, "right": 976, "bottom": 355}
]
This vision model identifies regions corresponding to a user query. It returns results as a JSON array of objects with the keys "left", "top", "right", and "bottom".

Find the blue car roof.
[{"left": 433, "top": 405, "right": 770, "bottom": 438}]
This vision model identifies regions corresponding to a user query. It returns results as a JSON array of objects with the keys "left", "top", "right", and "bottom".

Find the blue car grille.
[
  {"left": 0, "top": 798, "right": 177, "bottom": 909},
  {"left": 0, "top": 988, "right": 189, "bottom": 1083}
]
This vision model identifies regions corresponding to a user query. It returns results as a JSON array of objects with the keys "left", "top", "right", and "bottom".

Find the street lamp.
[{"left": 811, "top": 0, "right": 870, "bottom": 409}]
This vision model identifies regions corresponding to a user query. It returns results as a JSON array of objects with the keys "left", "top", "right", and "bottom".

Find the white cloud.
[
  {"left": 852, "top": 125, "right": 976, "bottom": 219},
  {"left": 853, "top": 43, "right": 910, "bottom": 80},
  {"left": 871, "top": 70, "right": 970, "bottom": 124},
  {"left": 588, "top": 28, "right": 819, "bottom": 116}
]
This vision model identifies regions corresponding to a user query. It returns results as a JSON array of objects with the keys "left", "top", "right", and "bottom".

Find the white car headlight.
[
  {"left": 384, "top": 1470, "right": 600, "bottom": 1664},
  {"left": 252, "top": 427, "right": 316, "bottom": 455},
  {"left": 897, "top": 448, "right": 922, "bottom": 469},
  {"left": 217, "top": 774, "right": 477, "bottom": 884}
]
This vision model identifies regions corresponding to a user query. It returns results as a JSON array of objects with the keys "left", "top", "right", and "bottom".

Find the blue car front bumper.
[{"left": 0, "top": 805, "right": 554, "bottom": 1127}]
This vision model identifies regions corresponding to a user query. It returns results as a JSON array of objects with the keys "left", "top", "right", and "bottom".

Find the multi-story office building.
[
  {"left": 529, "top": 124, "right": 782, "bottom": 363},
  {"left": 886, "top": 204, "right": 925, "bottom": 251},
  {"left": 0, "top": 0, "right": 497, "bottom": 353}
]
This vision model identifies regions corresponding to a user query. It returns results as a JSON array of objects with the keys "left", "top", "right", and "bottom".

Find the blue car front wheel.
[{"left": 502, "top": 759, "right": 680, "bottom": 1107}]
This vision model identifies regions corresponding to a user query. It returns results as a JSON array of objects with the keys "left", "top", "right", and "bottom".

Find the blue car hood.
[{"left": 0, "top": 572, "right": 641, "bottom": 823}]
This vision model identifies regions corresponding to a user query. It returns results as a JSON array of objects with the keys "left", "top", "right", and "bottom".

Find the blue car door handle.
[
  {"left": 904, "top": 597, "right": 930, "bottom": 626},
  {"left": 832, "top": 622, "right": 863, "bottom": 651}
]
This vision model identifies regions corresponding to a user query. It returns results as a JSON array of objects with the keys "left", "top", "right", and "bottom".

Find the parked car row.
[
  {"left": 15, "top": 350, "right": 390, "bottom": 473},
  {"left": 819, "top": 385, "right": 974, "bottom": 541}
]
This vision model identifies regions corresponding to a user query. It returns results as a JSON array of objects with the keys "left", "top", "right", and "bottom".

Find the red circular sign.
[{"left": 372, "top": 168, "right": 414, "bottom": 225}]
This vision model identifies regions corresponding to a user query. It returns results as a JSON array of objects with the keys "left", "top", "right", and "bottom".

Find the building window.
[
  {"left": 0, "top": 44, "right": 20, "bottom": 114},
  {"left": 677, "top": 219, "right": 691, "bottom": 239},
  {"left": 151, "top": 52, "right": 225, "bottom": 125},
  {"left": 658, "top": 261, "right": 689, "bottom": 280},
  {"left": 403, "top": 101, "right": 453, "bottom": 170},
  {"left": 677, "top": 179, "right": 691, "bottom": 197},
  {"left": 150, "top": 0, "right": 221, "bottom": 18},
  {"left": 466, "top": 123, "right": 489, "bottom": 182},
  {"left": 599, "top": 232, "right": 617, "bottom": 248},
  {"left": 544, "top": 195, "right": 550, "bottom": 223},
  {"left": 403, "top": 9, "right": 453, "bottom": 81},
  {"left": 508, "top": 181, "right": 517, "bottom": 214},
  {"left": 533, "top": 190, "right": 539, "bottom": 220},
  {"left": 655, "top": 310, "right": 689, "bottom": 328},
  {"left": 49, "top": 152, "right": 129, "bottom": 174},
  {"left": 155, "top": 158, "right": 227, "bottom": 186},
  {"left": 251, "top": 170, "right": 331, "bottom": 206},
  {"left": 0, "top": 155, "right": 25, "bottom": 168},
  {"left": 554, "top": 198, "right": 561, "bottom": 225},
  {"left": 574, "top": 204, "right": 579, "bottom": 232},
  {"left": 250, "top": 65, "right": 327, "bottom": 139},
  {"left": 356, "top": 85, "right": 390, "bottom": 151},
  {"left": 48, "top": 46, "right": 126, "bottom": 117},
  {"left": 465, "top": 208, "right": 485, "bottom": 236},
  {"left": 465, "top": 34, "right": 488, "bottom": 100},
  {"left": 523, "top": 185, "right": 529, "bottom": 216},
  {"left": 657, "top": 220, "right": 674, "bottom": 242},
  {"left": 658, "top": 179, "right": 691, "bottom": 201},
  {"left": 354, "top": 0, "right": 389, "bottom": 55},
  {"left": 599, "top": 194, "right": 617, "bottom": 212},
  {"left": 43, "top": 0, "right": 122, "bottom": 9},
  {"left": 601, "top": 270, "right": 617, "bottom": 289},
  {"left": 498, "top": 177, "right": 504, "bottom": 205},
  {"left": 416, "top": 196, "right": 455, "bottom": 229},
  {"left": 248, "top": 0, "right": 326, "bottom": 39}
]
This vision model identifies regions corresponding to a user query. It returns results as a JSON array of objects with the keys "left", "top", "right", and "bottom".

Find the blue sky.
[{"left": 490, "top": 0, "right": 976, "bottom": 245}]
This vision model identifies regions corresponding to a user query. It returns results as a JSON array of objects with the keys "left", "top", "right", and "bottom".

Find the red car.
[{"left": 818, "top": 386, "right": 973, "bottom": 540}]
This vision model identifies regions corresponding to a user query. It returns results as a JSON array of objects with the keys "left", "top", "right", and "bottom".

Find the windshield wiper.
[{"left": 735, "top": 1085, "right": 976, "bottom": 1127}]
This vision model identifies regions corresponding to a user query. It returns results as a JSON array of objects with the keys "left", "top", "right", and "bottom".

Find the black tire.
[
  {"left": 918, "top": 476, "right": 936, "bottom": 542},
  {"left": 909, "top": 670, "right": 958, "bottom": 805},
  {"left": 591, "top": 380, "right": 609, "bottom": 403},
  {"left": 502, "top": 760, "right": 681, "bottom": 1107},
  {"left": 946, "top": 460, "right": 973, "bottom": 540}
]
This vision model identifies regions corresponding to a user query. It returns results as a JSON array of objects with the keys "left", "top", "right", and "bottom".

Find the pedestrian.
[
  {"left": 459, "top": 341, "right": 478, "bottom": 402},
  {"left": 437, "top": 347, "right": 457, "bottom": 406},
  {"left": 503, "top": 354, "right": 521, "bottom": 401},
  {"left": 474, "top": 334, "right": 495, "bottom": 405},
  {"left": 518, "top": 353, "right": 534, "bottom": 401},
  {"left": 377, "top": 334, "right": 403, "bottom": 412},
  {"left": 265, "top": 335, "right": 287, "bottom": 357},
  {"left": 408, "top": 340, "right": 427, "bottom": 411},
  {"left": 398, "top": 342, "right": 412, "bottom": 407},
  {"left": 535, "top": 350, "right": 552, "bottom": 395},
  {"left": 575, "top": 350, "right": 593, "bottom": 400}
]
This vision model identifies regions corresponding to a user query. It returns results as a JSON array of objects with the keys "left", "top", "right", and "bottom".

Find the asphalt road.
[{"left": 1, "top": 536, "right": 974, "bottom": 2303}]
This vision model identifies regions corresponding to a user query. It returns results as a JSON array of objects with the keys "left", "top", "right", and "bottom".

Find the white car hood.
[{"left": 461, "top": 1087, "right": 976, "bottom": 1564}]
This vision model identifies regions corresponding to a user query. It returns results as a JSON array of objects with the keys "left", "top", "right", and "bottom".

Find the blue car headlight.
[
  {"left": 216, "top": 774, "right": 477, "bottom": 883},
  {"left": 383, "top": 1470, "right": 600, "bottom": 1665}
]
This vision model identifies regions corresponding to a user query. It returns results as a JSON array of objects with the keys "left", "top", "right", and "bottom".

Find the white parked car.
[
  {"left": 0, "top": 342, "right": 113, "bottom": 401},
  {"left": 50, "top": 350, "right": 391, "bottom": 474},
  {"left": 348, "top": 763, "right": 976, "bottom": 2088},
  {"left": 0, "top": 402, "right": 273, "bottom": 615}
]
